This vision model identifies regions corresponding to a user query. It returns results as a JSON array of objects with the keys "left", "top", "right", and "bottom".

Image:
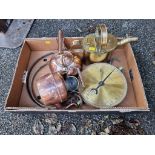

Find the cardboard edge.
[
  {"left": 4, "top": 40, "right": 28, "bottom": 109},
  {"left": 24, "top": 37, "right": 83, "bottom": 41},
  {"left": 127, "top": 44, "right": 149, "bottom": 109},
  {"left": 5, "top": 107, "right": 149, "bottom": 113}
]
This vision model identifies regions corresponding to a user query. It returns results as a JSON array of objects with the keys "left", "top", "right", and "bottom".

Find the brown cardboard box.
[{"left": 5, "top": 37, "right": 149, "bottom": 112}]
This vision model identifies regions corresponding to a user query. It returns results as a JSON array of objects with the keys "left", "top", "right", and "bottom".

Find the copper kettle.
[
  {"left": 36, "top": 72, "right": 79, "bottom": 107},
  {"left": 49, "top": 30, "right": 81, "bottom": 75}
]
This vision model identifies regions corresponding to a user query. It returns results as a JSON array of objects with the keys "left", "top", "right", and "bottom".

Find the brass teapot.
[{"left": 82, "top": 24, "right": 138, "bottom": 62}]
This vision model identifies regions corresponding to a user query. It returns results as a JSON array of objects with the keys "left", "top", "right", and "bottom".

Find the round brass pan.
[{"left": 79, "top": 63, "right": 127, "bottom": 108}]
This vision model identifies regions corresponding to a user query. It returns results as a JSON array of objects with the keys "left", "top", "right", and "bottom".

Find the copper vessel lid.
[
  {"left": 54, "top": 51, "right": 74, "bottom": 67},
  {"left": 79, "top": 63, "right": 127, "bottom": 108}
]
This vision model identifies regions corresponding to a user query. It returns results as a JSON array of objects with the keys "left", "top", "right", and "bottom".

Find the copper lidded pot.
[
  {"left": 36, "top": 72, "right": 79, "bottom": 107},
  {"left": 36, "top": 72, "right": 67, "bottom": 106}
]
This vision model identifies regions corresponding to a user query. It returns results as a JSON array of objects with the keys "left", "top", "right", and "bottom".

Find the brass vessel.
[
  {"left": 82, "top": 24, "right": 138, "bottom": 62},
  {"left": 79, "top": 63, "right": 127, "bottom": 108}
]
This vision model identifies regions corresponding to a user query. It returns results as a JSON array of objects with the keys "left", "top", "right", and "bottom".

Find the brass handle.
[
  {"left": 95, "top": 24, "right": 108, "bottom": 54},
  {"left": 100, "top": 24, "right": 108, "bottom": 45},
  {"left": 95, "top": 24, "right": 108, "bottom": 45}
]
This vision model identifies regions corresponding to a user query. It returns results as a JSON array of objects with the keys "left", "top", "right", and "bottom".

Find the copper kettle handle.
[{"left": 58, "top": 30, "right": 64, "bottom": 54}]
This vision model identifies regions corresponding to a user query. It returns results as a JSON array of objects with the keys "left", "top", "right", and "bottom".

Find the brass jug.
[{"left": 82, "top": 24, "right": 138, "bottom": 62}]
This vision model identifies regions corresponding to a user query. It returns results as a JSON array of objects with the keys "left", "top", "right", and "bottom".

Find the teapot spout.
[{"left": 117, "top": 37, "right": 138, "bottom": 46}]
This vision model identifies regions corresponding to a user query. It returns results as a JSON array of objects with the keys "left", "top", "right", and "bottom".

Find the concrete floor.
[{"left": 0, "top": 19, "right": 155, "bottom": 134}]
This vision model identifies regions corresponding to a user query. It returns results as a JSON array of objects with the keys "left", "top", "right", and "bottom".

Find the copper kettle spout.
[{"left": 117, "top": 37, "right": 138, "bottom": 46}]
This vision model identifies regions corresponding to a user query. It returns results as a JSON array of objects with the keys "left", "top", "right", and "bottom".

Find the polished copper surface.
[
  {"left": 36, "top": 72, "right": 67, "bottom": 106},
  {"left": 49, "top": 30, "right": 81, "bottom": 75},
  {"left": 50, "top": 51, "right": 81, "bottom": 75}
]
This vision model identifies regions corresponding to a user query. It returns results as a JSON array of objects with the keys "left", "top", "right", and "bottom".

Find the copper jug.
[{"left": 49, "top": 30, "right": 81, "bottom": 75}]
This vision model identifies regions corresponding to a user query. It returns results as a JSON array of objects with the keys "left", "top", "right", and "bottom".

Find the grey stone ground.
[{"left": 0, "top": 19, "right": 155, "bottom": 135}]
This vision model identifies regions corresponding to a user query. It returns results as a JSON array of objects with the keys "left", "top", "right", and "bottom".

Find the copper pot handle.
[{"left": 58, "top": 30, "right": 64, "bottom": 54}]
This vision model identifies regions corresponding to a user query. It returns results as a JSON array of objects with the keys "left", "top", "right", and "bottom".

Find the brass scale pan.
[{"left": 79, "top": 63, "right": 127, "bottom": 108}]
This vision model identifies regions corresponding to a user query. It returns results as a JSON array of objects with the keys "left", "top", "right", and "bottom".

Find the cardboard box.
[{"left": 5, "top": 37, "right": 149, "bottom": 112}]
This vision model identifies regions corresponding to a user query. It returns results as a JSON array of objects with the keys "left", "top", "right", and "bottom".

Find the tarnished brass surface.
[
  {"left": 89, "top": 52, "right": 108, "bottom": 62},
  {"left": 82, "top": 24, "right": 138, "bottom": 62},
  {"left": 79, "top": 63, "right": 127, "bottom": 108}
]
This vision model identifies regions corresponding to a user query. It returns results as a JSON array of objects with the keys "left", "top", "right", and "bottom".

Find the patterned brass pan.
[{"left": 79, "top": 63, "right": 127, "bottom": 108}]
